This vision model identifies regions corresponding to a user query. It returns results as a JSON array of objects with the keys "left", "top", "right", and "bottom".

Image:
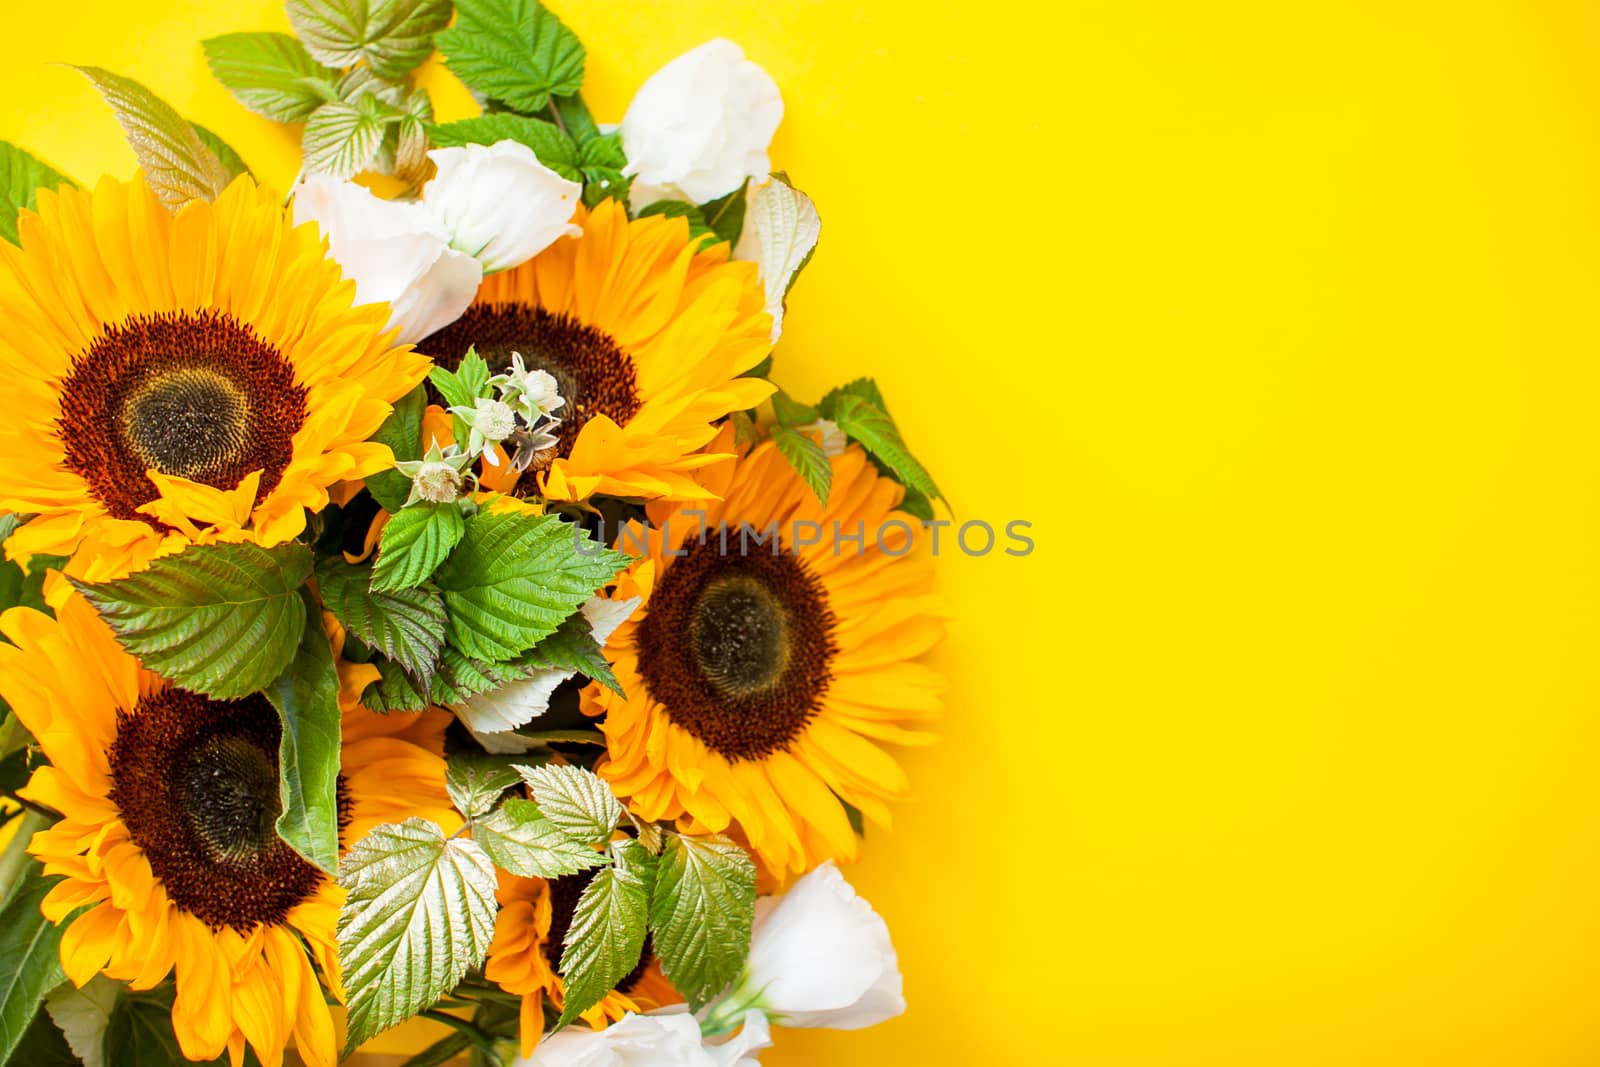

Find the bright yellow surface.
[{"left": 5, "top": 2, "right": 1600, "bottom": 1064}]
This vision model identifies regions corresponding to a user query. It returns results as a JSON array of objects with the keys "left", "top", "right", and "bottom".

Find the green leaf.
[
  {"left": 286, "top": 0, "right": 455, "bottom": 79},
  {"left": 830, "top": 393, "right": 943, "bottom": 502},
  {"left": 0, "top": 143, "right": 75, "bottom": 247},
  {"left": 772, "top": 424, "right": 832, "bottom": 506},
  {"left": 8, "top": 1008, "right": 77, "bottom": 1066},
  {"left": 45, "top": 975, "right": 121, "bottom": 1067},
  {"left": 428, "top": 115, "right": 578, "bottom": 179},
  {"left": 372, "top": 504, "right": 466, "bottom": 593},
  {"left": 897, "top": 484, "right": 935, "bottom": 523},
  {"left": 576, "top": 132, "right": 626, "bottom": 193},
  {"left": 265, "top": 587, "right": 343, "bottom": 874},
  {"left": 189, "top": 123, "right": 251, "bottom": 180},
  {"left": 366, "top": 386, "right": 427, "bottom": 513},
  {"left": 72, "top": 67, "right": 230, "bottom": 211},
  {"left": 514, "top": 763, "right": 620, "bottom": 844},
  {"left": 771, "top": 390, "right": 819, "bottom": 427},
  {"left": 70, "top": 542, "right": 313, "bottom": 700},
  {"left": 395, "top": 90, "right": 435, "bottom": 186},
  {"left": 362, "top": 657, "right": 431, "bottom": 712},
  {"left": 302, "top": 98, "right": 390, "bottom": 180},
  {"left": 337, "top": 819, "right": 499, "bottom": 1052},
  {"left": 701, "top": 183, "right": 748, "bottom": 246},
  {"left": 103, "top": 985, "right": 226, "bottom": 1066},
  {"left": 557, "top": 840, "right": 654, "bottom": 1027},
  {"left": 434, "top": 512, "right": 626, "bottom": 663},
  {"left": 201, "top": 32, "right": 337, "bottom": 123},
  {"left": 551, "top": 93, "right": 600, "bottom": 144},
  {"left": 650, "top": 833, "right": 757, "bottom": 1009},
  {"left": 475, "top": 798, "right": 608, "bottom": 879},
  {"left": 817, "top": 377, "right": 886, "bottom": 417},
  {"left": 428, "top": 645, "right": 538, "bottom": 705},
  {"left": 438, "top": 0, "right": 586, "bottom": 114},
  {"left": 428, "top": 349, "right": 492, "bottom": 410},
  {"left": 520, "top": 611, "right": 622, "bottom": 697},
  {"left": 637, "top": 200, "right": 715, "bottom": 243},
  {"left": 317, "top": 559, "right": 445, "bottom": 681},
  {"left": 445, "top": 751, "right": 523, "bottom": 818},
  {"left": 0, "top": 862, "right": 66, "bottom": 1066}
]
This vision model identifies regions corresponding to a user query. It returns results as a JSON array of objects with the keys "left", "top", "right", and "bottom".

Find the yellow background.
[{"left": 5, "top": 1, "right": 1599, "bottom": 1064}]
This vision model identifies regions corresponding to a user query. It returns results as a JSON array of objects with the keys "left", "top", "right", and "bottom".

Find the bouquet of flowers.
[{"left": 0, "top": 3, "right": 945, "bottom": 1065}]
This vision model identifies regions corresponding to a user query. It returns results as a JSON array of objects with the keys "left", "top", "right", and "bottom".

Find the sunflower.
[
  {"left": 417, "top": 199, "right": 774, "bottom": 503},
  {"left": 0, "top": 175, "right": 427, "bottom": 581},
  {"left": 486, "top": 869, "right": 680, "bottom": 1056},
  {"left": 0, "top": 581, "right": 456, "bottom": 1067},
  {"left": 581, "top": 431, "right": 946, "bottom": 878}
]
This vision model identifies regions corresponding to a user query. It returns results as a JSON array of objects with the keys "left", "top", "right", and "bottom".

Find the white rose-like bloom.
[
  {"left": 620, "top": 39, "right": 783, "bottom": 204},
  {"left": 737, "top": 861, "right": 904, "bottom": 1030},
  {"left": 422, "top": 141, "right": 581, "bottom": 273},
  {"left": 293, "top": 176, "right": 482, "bottom": 345},
  {"left": 519, "top": 1008, "right": 770, "bottom": 1067}
]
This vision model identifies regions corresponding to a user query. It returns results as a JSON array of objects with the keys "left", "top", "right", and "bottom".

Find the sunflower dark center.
[
  {"left": 57, "top": 310, "right": 307, "bottom": 531},
  {"left": 544, "top": 870, "right": 653, "bottom": 994},
  {"left": 635, "top": 538, "right": 836, "bottom": 761},
  {"left": 108, "top": 688, "right": 349, "bottom": 931},
  {"left": 419, "top": 304, "right": 641, "bottom": 494}
]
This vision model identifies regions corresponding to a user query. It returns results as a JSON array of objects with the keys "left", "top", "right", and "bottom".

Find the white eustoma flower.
[
  {"left": 621, "top": 39, "right": 783, "bottom": 204},
  {"left": 422, "top": 141, "right": 581, "bottom": 273},
  {"left": 733, "top": 178, "right": 821, "bottom": 343},
  {"left": 293, "top": 176, "right": 481, "bottom": 345},
  {"left": 518, "top": 1008, "right": 770, "bottom": 1067},
  {"left": 734, "top": 861, "right": 904, "bottom": 1030}
]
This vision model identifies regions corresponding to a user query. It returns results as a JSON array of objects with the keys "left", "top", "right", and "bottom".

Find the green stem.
[{"left": 698, "top": 982, "right": 766, "bottom": 1038}]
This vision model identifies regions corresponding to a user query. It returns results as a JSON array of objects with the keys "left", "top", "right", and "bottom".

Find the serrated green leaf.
[
  {"left": 897, "top": 484, "right": 935, "bottom": 523},
  {"left": 475, "top": 798, "right": 608, "bottom": 878},
  {"left": 302, "top": 98, "right": 390, "bottom": 180},
  {"left": 626, "top": 812, "right": 664, "bottom": 855},
  {"left": 71, "top": 542, "right": 312, "bottom": 700},
  {"left": 428, "top": 349, "right": 492, "bottom": 412},
  {"left": 701, "top": 183, "right": 748, "bottom": 246},
  {"left": 45, "top": 975, "right": 120, "bottom": 1067},
  {"left": 202, "top": 32, "right": 337, "bottom": 123},
  {"left": 649, "top": 834, "right": 756, "bottom": 1009},
  {"left": 445, "top": 751, "right": 523, "bottom": 818},
  {"left": 73, "top": 67, "right": 230, "bottom": 211},
  {"left": 317, "top": 559, "right": 444, "bottom": 681},
  {"left": 771, "top": 390, "right": 819, "bottom": 427},
  {"left": 395, "top": 91, "right": 434, "bottom": 186},
  {"left": 362, "top": 657, "right": 431, "bottom": 712},
  {"left": 0, "top": 142, "right": 75, "bottom": 247},
  {"left": 523, "top": 611, "right": 622, "bottom": 696},
  {"left": 772, "top": 424, "right": 832, "bottom": 506},
  {"left": 287, "top": 0, "right": 454, "bottom": 79},
  {"left": 637, "top": 200, "right": 715, "bottom": 243},
  {"left": 372, "top": 504, "right": 466, "bottom": 593},
  {"left": 0, "top": 863, "right": 66, "bottom": 1066},
  {"left": 514, "top": 763, "right": 621, "bottom": 844},
  {"left": 428, "top": 115, "right": 578, "bottom": 179},
  {"left": 817, "top": 377, "right": 886, "bottom": 417},
  {"left": 429, "top": 645, "right": 536, "bottom": 705},
  {"left": 434, "top": 512, "right": 626, "bottom": 663},
  {"left": 338, "top": 819, "right": 499, "bottom": 1052},
  {"left": 189, "top": 123, "right": 251, "bottom": 180},
  {"left": 576, "top": 132, "right": 626, "bottom": 193},
  {"left": 830, "top": 393, "right": 943, "bottom": 502},
  {"left": 366, "top": 386, "right": 427, "bottom": 513},
  {"left": 557, "top": 840, "right": 654, "bottom": 1027},
  {"left": 265, "top": 587, "right": 343, "bottom": 874},
  {"left": 438, "top": 0, "right": 586, "bottom": 114}
]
